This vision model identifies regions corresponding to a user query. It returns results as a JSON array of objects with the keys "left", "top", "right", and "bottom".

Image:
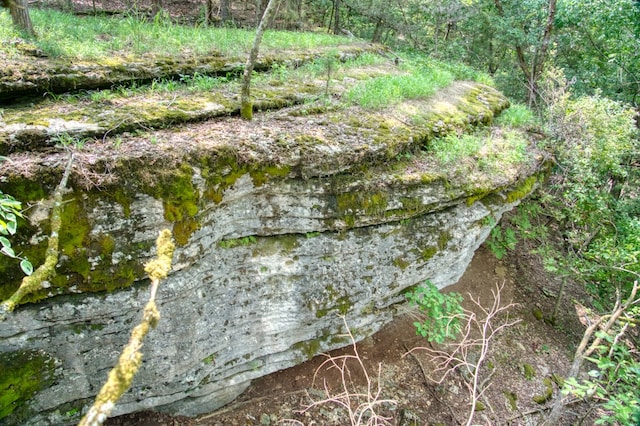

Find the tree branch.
[
  {"left": 78, "top": 229, "right": 175, "bottom": 426},
  {"left": 0, "top": 153, "right": 75, "bottom": 321}
]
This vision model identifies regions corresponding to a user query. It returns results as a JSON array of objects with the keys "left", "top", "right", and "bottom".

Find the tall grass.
[
  {"left": 345, "top": 64, "right": 454, "bottom": 109},
  {"left": 0, "top": 8, "right": 352, "bottom": 60}
]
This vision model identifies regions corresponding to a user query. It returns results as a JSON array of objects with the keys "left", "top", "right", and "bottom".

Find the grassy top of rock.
[{"left": 0, "top": 8, "right": 367, "bottom": 101}]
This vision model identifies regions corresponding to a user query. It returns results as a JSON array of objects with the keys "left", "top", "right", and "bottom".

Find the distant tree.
[
  {"left": 240, "top": 0, "right": 280, "bottom": 120},
  {"left": 493, "top": 0, "right": 558, "bottom": 105},
  {"left": 332, "top": 0, "right": 340, "bottom": 34},
  {"left": 221, "top": 0, "right": 231, "bottom": 24},
  {"left": 204, "top": 0, "right": 215, "bottom": 26},
  {"left": 2, "top": 0, "right": 35, "bottom": 36}
]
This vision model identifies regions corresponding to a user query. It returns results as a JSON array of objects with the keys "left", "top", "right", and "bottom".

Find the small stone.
[{"left": 260, "top": 413, "right": 271, "bottom": 425}]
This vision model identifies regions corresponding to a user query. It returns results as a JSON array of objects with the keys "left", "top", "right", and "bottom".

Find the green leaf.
[
  {"left": 0, "top": 236, "right": 10, "bottom": 248},
  {"left": 7, "top": 219, "right": 17, "bottom": 235},
  {"left": 1, "top": 245, "right": 16, "bottom": 258},
  {"left": 20, "top": 259, "right": 33, "bottom": 276}
]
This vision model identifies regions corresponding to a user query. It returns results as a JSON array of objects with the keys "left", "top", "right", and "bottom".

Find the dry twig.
[
  {"left": 291, "top": 316, "right": 397, "bottom": 426},
  {"left": 0, "top": 153, "right": 75, "bottom": 320},
  {"left": 405, "top": 282, "right": 521, "bottom": 426}
]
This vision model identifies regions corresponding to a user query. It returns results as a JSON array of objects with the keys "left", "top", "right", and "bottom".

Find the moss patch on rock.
[{"left": 0, "top": 350, "right": 56, "bottom": 423}]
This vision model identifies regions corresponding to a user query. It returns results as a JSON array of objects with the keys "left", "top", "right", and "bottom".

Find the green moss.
[
  {"left": 505, "top": 174, "right": 539, "bottom": 203},
  {"left": 219, "top": 235, "right": 257, "bottom": 249},
  {"left": 0, "top": 178, "right": 48, "bottom": 203},
  {"left": 533, "top": 377, "right": 554, "bottom": 404},
  {"left": 143, "top": 163, "right": 200, "bottom": 246},
  {"left": 241, "top": 102, "right": 253, "bottom": 120},
  {"left": 312, "top": 284, "right": 353, "bottom": 318},
  {"left": 250, "top": 234, "right": 300, "bottom": 257},
  {"left": 393, "top": 257, "right": 410, "bottom": 270},
  {"left": 202, "top": 353, "right": 216, "bottom": 365},
  {"left": 292, "top": 339, "right": 321, "bottom": 361},
  {"left": 59, "top": 196, "right": 91, "bottom": 257},
  {"left": 504, "top": 391, "right": 518, "bottom": 411},
  {"left": 532, "top": 308, "right": 544, "bottom": 321},
  {"left": 249, "top": 164, "right": 291, "bottom": 187},
  {"left": 523, "top": 363, "right": 536, "bottom": 380},
  {"left": 421, "top": 246, "right": 438, "bottom": 262},
  {"left": 0, "top": 350, "right": 55, "bottom": 422},
  {"left": 335, "top": 191, "right": 388, "bottom": 227},
  {"left": 437, "top": 230, "right": 452, "bottom": 250},
  {"left": 292, "top": 330, "right": 350, "bottom": 361},
  {"left": 466, "top": 191, "right": 490, "bottom": 207}
]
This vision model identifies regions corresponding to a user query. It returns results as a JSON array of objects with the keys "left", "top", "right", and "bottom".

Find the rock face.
[{"left": 0, "top": 81, "right": 545, "bottom": 424}]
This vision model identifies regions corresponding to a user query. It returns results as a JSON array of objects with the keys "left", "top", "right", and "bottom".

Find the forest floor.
[{"left": 107, "top": 238, "right": 599, "bottom": 426}]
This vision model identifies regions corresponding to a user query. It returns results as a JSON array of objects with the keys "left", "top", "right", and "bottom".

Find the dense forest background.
[{"left": 1, "top": 0, "right": 639, "bottom": 424}]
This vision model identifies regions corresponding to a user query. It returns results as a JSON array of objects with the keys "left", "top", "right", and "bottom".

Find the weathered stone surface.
[
  {"left": 0, "top": 44, "right": 375, "bottom": 102},
  {"left": 0, "top": 82, "right": 545, "bottom": 424}
]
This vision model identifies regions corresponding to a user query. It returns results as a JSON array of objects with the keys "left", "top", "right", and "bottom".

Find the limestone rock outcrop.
[{"left": 0, "top": 81, "right": 545, "bottom": 424}]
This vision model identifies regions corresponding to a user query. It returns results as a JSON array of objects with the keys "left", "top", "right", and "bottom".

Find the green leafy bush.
[
  {"left": 0, "top": 190, "right": 32, "bottom": 276},
  {"left": 563, "top": 330, "right": 640, "bottom": 425},
  {"left": 405, "top": 281, "right": 463, "bottom": 344}
]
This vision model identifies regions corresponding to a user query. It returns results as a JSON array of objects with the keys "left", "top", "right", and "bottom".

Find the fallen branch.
[
  {"left": 293, "top": 316, "right": 397, "bottom": 426},
  {"left": 405, "top": 282, "right": 521, "bottom": 426},
  {"left": 545, "top": 279, "right": 639, "bottom": 425},
  {"left": 0, "top": 153, "right": 75, "bottom": 321},
  {"left": 78, "top": 229, "right": 175, "bottom": 426}
]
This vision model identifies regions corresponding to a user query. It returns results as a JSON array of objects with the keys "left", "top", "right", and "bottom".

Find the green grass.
[
  {"left": 0, "top": 8, "right": 352, "bottom": 60},
  {"left": 429, "top": 133, "right": 485, "bottom": 165},
  {"left": 495, "top": 104, "right": 539, "bottom": 128},
  {"left": 428, "top": 129, "right": 529, "bottom": 174},
  {"left": 344, "top": 62, "right": 454, "bottom": 109}
]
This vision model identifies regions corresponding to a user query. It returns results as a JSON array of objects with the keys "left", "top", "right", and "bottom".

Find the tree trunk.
[
  {"left": 240, "top": 0, "right": 280, "bottom": 120},
  {"left": 204, "top": 0, "right": 215, "bottom": 26},
  {"left": 221, "top": 0, "right": 231, "bottom": 24},
  {"left": 332, "top": 0, "right": 340, "bottom": 34},
  {"left": 493, "top": 0, "right": 557, "bottom": 106},
  {"left": 151, "top": 0, "right": 161, "bottom": 17},
  {"left": 371, "top": 18, "right": 383, "bottom": 43},
  {"left": 7, "top": 0, "right": 35, "bottom": 36}
]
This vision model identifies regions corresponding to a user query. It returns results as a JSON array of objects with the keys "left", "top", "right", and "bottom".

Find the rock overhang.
[{"left": 0, "top": 70, "right": 548, "bottom": 423}]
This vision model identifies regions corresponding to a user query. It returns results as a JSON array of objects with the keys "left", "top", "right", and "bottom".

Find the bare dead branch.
[
  {"left": 545, "top": 280, "right": 639, "bottom": 425},
  {"left": 404, "top": 282, "right": 521, "bottom": 426},
  {"left": 294, "top": 316, "right": 397, "bottom": 426},
  {"left": 0, "top": 153, "right": 75, "bottom": 320}
]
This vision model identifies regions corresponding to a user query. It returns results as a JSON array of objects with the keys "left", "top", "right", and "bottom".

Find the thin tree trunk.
[
  {"left": 332, "top": 0, "right": 340, "bottom": 34},
  {"left": 7, "top": 0, "right": 35, "bottom": 36},
  {"left": 240, "top": 0, "right": 280, "bottom": 120},
  {"left": 204, "top": 0, "right": 215, "bottom": 26},
  {"left": 151, "top": 0, "right": 161, "bottom": 17},
  {"left": 220, "top": 0, "right": 231, "bottom": 24},
  {"left": 493, "top": 0, "right": 557, "bottom": 105},
  {"left": 371, "top": 18, "right": 383, "bottom": 43}
]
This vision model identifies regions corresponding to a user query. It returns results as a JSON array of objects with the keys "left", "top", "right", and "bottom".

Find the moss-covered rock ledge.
[
  {"left": 0, "top": 81, "right": 545, "bottom": 425},
  {"left": 0, "top": 43, "right": 377, "bottom": 102}
]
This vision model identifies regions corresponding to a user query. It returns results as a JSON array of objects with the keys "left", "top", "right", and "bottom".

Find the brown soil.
[{"left": 107, "top": 238, "right": 597, "bottom": 426}]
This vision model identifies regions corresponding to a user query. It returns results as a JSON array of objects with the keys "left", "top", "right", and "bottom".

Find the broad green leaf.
[
  {"left": 1, "top": 245, "right": 16, "bottom": 258},
  {"left": 7, "top": 219, "right": 16, "bottom": 234},
  {"left": 20, "top": 259, "right": 33, "bottom": 276}
]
